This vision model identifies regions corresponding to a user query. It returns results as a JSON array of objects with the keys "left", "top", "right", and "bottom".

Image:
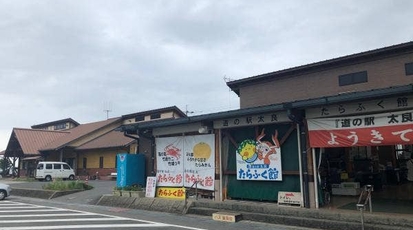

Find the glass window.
[
  {"left": 54, "top": 164, "right": 62, "bottom": 170},
  {"left": 37, "top": 164, "right": 44, "bottom": 170},
  {"left": 405, "top": 62, "right": 413, "bottom": 75},
  {"left": 63, "top": 164, "right": 70, "bottom": 170},
  {"left": 46, "top": 164, "right": 52, "bottom": 169},
  {"left": 150, "top": 113, "right": 161, "bottom": 119},
  {"left": 54, "top": 123, "right": 66, "bottom": 130},
  {"left": 135, "top": 115, "right": 145, "bottom": 122},
  {"left": 83, "top": 158, "right": 87, "bottom": 169},
  {"left": 99, "top": 157, "right": 104, "bottom": 169},
  {"left": 339, "top": 71, "right": 368, "bottom": 86}
]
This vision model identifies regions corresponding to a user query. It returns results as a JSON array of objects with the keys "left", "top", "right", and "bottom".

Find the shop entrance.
[{"left": 319, "top": 144, "right": 413, "bottom": 213}]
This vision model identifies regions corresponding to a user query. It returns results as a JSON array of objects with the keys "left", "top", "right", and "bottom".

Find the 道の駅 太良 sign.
[{"left": 307, "top": 109, "right": 413, "bottom": 147}]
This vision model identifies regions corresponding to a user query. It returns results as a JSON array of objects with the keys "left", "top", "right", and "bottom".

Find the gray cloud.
[{"left": 1, "top": 0, "right": 413, "bottom": 149}]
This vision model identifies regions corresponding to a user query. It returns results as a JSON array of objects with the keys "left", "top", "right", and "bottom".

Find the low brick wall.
[{"left": 96, "top": 195, "right": 188, "bottom": 214}]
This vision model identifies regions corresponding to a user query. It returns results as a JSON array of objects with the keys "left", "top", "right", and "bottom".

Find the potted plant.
[{"left": 125, "top": 185, "right": 145, "bottom": 197}]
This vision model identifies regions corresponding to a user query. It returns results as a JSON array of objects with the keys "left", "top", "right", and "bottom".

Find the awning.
[{"left": 307, "top": 109, "right": 413, "bottom": 147}]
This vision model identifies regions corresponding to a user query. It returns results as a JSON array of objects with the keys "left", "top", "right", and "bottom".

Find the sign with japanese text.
[
  {"left": 307, "top": 109, "right": 413, "bottom": 147},
  {"left": 306, "top": 95, "right": 413, "bottom": 118},
  {"left": 278, "top": 191, "right": 302, "bottom": 206},
  {"left": 236, "top": 129, "right": 283, "bottom": 181},
  {"left": 145, "top": 176, "right": 157, "bottom": 198},
  {"left": 156, "top": 187, "right": 186, "bottom": 199},
  {"left": 183, "top": 134, "right": 215, "bottom": 190},
  {"left": 156, "top": 134, "right": 215, "bottom": 191},
  {"left": 156, "top": 136, "right": 184, "bottom": 187},
  {"left": 214, "top": 112, "right": 289, "bottom": 129}
]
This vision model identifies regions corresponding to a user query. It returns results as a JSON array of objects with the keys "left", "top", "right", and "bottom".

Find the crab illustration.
[{"left": 164, "top": 143, "right": 181, "bottom": 159}]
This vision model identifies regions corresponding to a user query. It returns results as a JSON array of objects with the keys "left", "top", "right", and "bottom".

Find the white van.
[{"left": 35, "top": 161, "right": 76, "bottom": 181}]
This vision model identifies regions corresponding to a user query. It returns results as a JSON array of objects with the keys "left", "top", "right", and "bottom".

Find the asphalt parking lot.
[{"left": 0, "top": 178, "right": 116, "bottom": 204}]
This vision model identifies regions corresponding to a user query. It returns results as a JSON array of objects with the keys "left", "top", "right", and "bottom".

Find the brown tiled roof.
[
  {"left": 40, "top": 117, "right": 121, "bottom": 151},
  {"left": 12, "top": 128, "right": 69, "bottom": 155},
  {"left": 76, "top": 130, "right": 136, "bottom": 150}
]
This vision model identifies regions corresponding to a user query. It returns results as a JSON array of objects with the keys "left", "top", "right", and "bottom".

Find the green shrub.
[
  {"left": 115, "top": 184, "right": 143, "bottom": 191},
  {"left": 42, "top": 179, "right": 93, "bottom": 191},
  {"left": 14, "top": 177, "right": 36, "bottom": 182}
]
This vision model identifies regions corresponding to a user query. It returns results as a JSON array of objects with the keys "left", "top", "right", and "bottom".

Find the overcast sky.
[{"left": 0, "top": 0, "right": 412, "bottom": 150}]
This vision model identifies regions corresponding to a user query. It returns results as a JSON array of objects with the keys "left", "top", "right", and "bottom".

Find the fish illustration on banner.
[{"left": 236, "top": 129, "right": 283, "bottom": 181}]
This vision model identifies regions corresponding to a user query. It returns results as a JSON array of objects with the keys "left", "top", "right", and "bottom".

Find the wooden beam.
[{"left": 279, "top": 123, "right": 296, "bottom": 145}]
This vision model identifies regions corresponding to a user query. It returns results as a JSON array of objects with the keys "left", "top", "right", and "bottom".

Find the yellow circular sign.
[{"left": 193, "top": 142, "right": 212, "bottom": 160}]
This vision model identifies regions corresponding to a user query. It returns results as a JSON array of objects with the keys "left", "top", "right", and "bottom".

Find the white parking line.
[
  {"left": 0, "top": 217, "right": 125, "bottom": 223},
  {"left": 0, "top": 206, "right": 47, "bottom": 209},
  {"left": 0, "top": 201, "right": 207, "bottom": 230},
  {"left": 0, "top": 209, "right": 67, "bottom": 213},
  {"left": 0, "top": 213, "right": 92, "bottom": 218},
  {"left": 1, "top": 223, "right": 170, "bottom": 229}
]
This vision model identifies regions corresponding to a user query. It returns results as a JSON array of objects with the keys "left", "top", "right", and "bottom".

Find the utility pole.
[
  {"left": 103, "top": 109, "right": 111, "bottom": 119},
  {"left": 103, "top": 101, "right": 112, "bottom": 119}
]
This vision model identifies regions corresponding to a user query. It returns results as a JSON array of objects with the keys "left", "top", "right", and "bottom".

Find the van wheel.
[
  {"left": 69, "top": 175, "right": 75, "bottom": 180},
  {"left": 0, "top": 190, "right": 6, "bottom": 200},
  {"left": 45, "top": 175, "right": 52, "bottom": 182}
]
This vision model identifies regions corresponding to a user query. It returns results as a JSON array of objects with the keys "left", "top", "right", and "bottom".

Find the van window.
[
  {"left": 46, "top": 164, "right": 52, "bottom": 170},
  {"left": 37, "top": 164, "right": 44, "bottom": 170},
  {"left": 54, "top": 164, "right": 62, "bottom": 170},
  {"left": 63, "top": 164, "right": 70, "bottom": 170}
]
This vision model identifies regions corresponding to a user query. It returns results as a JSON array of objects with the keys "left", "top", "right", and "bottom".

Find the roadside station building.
[{"left": 119, "top": 41, "right": 413, "bottom": 209}]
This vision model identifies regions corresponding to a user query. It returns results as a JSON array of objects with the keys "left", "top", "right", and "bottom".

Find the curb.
[
  {"left": 95, "top": 196, "right": 413, "bottom": 230},
  {"left": 11, "top": 188, "right": 83, "bottom": 199}
]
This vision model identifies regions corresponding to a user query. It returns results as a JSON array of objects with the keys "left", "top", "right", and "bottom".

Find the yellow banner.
[{"left": 156, "top": 187, "right": 186, "bottom": 199}]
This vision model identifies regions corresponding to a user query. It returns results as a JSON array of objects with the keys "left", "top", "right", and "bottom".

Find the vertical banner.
[
  {"left": 183, "top": 134, "right": 215, "bottom": 191},
  {"left": 236, "top": 129, "right": 283, "bottom": 181},
  {"left": 156, "top": 134, "right": 215, "bottom": 191},
  {"left": 156, "top": 137, "right": 184, "bottom": 187},
  {"left": 145, "top": 176, "right": 157, "bottom": 198}
]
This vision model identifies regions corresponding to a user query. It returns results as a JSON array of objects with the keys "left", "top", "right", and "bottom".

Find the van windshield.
[{"left": 37, "top": 164, "right": 43, "bottom": 170}]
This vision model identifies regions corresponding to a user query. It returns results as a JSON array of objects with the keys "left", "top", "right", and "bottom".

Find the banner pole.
[{"left": 297, "top": 123, "right": 304, "bottom": 207}]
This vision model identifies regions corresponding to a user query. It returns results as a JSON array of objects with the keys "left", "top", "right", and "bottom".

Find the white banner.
[
  {"left": 306, "top": 95, "right": 413, "bottom": 118},
  {"left": 183, "top": 134, "right": 215, "bottom": 190},
  {"left": 145, "top": 176, "right": 157, "bottom": 198},
  {"left": 307, "top": 109, "right": 413, "bottom": 130},
  {"left": 156, "top": 136, "right": 184, "bottom": 187},
  {"left": 156, "top": 134, "right": 215, "bottom": 191}
]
